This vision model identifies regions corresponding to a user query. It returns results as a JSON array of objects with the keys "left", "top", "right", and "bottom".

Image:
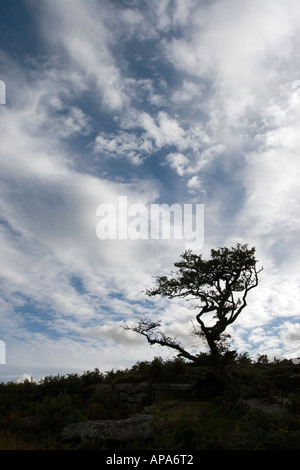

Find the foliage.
[{"left": 0, "top": 355, "right": 299, "bottom": 450}]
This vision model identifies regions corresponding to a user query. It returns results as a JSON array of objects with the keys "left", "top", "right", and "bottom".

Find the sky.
[{"left": 0, "top": 0, "right": 300, "bottom": 382}]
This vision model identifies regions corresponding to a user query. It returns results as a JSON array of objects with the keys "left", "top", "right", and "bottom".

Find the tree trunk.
[{"left": 210, "top": 355, "right": 238, "bottom": 402}]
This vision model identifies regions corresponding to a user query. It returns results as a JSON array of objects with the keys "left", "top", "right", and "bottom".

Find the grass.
[{"left": 0, "top": 430, "right": 57, "bottom": 450}]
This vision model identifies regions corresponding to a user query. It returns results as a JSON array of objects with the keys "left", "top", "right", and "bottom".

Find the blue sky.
[{"left": 1, "top": 0, "right": 300, "bottom": 382}]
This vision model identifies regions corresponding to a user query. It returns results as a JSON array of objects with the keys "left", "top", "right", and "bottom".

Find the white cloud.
[
  {"left": 37, "top": 0, "right": 126, "bottom": 111},
  {"left": 14, "top": 373, "right": 35, "bottom": 384},
  {"left": 164, "top": 152, "right": 190, "bottom": 176},
  {"left": 281, "top": 322, "right": 300, "bottom": 345},
  {"left": 94, "top": 110, "right": 215, "bottom": 170},
  {"left": 139, "top": 111, "right": 186, "bottom": 150},
  {"left": 172, "top": 79, "right": 203, "bottom": 104},
  {"left": 94, "top": 131, "right": 152, "bottom": 165},
  {"left": 187, "top": 175, "right": 205, "bottom": 195},
  {"left": 56, "top": 106, "right": 92, "bottom": 138},
  {"left": 163, "top": 0, "right": 300, "bottom": 140}
]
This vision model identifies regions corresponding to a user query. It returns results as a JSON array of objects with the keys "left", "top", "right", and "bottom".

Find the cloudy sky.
[{"left": 1, "top": 0, "right": 300, "bottom": 382}]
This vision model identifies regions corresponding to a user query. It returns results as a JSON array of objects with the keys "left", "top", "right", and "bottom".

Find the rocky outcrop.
[
  {"left": 111, "top": 381, "right": 151, "bottom": 412},
  {"left": 110, "top": 381, "right": 196, "bottom": 412},
  {"left": 266, "top": 370, "right": 300, "bottom": 394},
  {"left": 61, "top": 381, "right": 197, "bottom": 443},
  {"left": 61, "top": 413, "right": 154, "bottom": 443},
  {"left": 152, "top": 383, "right": 194, "bottom": 401}
]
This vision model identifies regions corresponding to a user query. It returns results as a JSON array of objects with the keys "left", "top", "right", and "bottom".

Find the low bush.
[{"left": 0, "top": 355, "right": 299, "bottom": 449}]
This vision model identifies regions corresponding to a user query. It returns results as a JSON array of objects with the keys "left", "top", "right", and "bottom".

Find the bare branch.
[{"left": 124, "top": 318, "right": 199, "bottom": 362}]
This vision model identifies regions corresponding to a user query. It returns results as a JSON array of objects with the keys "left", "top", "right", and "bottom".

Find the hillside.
[{"left": 0, "top": 354, "right": 300, "bottom": 450}]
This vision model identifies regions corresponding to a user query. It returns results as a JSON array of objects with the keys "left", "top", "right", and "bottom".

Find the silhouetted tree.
[{"left": 125, "top": 243, "right": 263, "bottom": 400}]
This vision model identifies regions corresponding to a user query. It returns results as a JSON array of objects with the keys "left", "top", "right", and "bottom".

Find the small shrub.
[
  {"left": 155, "top": 412, "right": 200, "bottom": 450},
  {"left": 34, "top": 392, "right": 85, "bottom": 433}
]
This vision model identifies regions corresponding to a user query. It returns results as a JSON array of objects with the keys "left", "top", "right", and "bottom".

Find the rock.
[
  {"left": 110, "top": 381, "right": 195, "bottom": 411},
  {"left": 83, "top": 383, "right": 110, "bottom": 399},
  {"left": 61, "top": 414, "right": 154, "bottom": 443},
  {"left": 272, "top": 373, "right": 300, "bottom": 393},
  {"left": 238, "top": 398, "right": 290, "bottom": 417},
  {"left": 152, "top": 383, "right": 195, "bottom": 401},
  {"left": 111, "top": 381, "right": 151, "bottom": 412}
]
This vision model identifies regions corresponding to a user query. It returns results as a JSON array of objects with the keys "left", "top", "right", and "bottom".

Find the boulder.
[
  {"left": 61, "top": 413, "right": 154, "bottom": 443},
  {"left": 238, "top": 398, "right": 290, "bottom": 417}
]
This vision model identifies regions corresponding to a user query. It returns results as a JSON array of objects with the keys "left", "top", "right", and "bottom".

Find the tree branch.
[{"left": 123, "top": 318, "right": 199, "bottom": 363}]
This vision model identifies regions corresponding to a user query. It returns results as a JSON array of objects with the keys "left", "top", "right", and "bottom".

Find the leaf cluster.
[{"left": 147, "top": 244, "right": 261, "bottom": 309}]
